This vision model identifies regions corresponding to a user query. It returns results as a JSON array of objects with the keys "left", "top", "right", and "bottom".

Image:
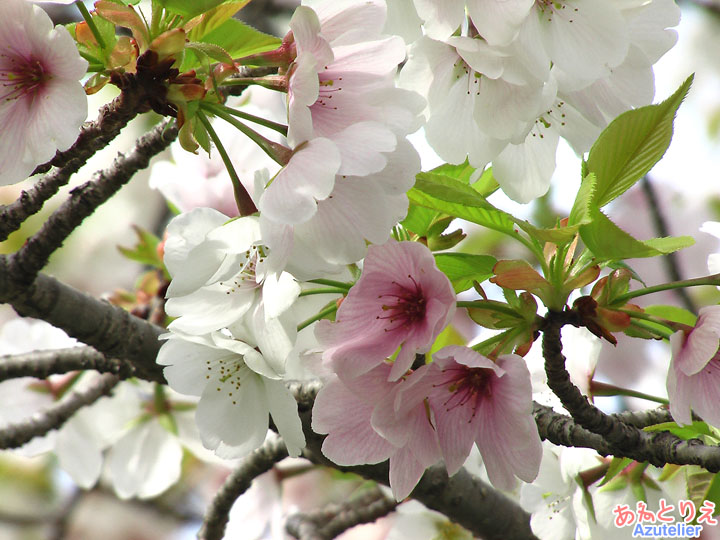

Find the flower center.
[
  {"left": 535, "top": 1, "right": 578, "bottom": 22},
  {"left": 376, "top": 274, "right": 426, "bottom": 330},
  {"left": 440, "top": 366, "right": 495, "bottom": 420},
  {"left": 0, "top": 52, "right": 49, "bottom": 104},
  {"left": 219, "top": 247, "right": 264, "bottom": 296},
  {"left": 315, "top": 71, "right": 343, "bottom": 110}
]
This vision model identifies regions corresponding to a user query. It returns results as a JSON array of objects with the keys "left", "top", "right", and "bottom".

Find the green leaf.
[
  {"left": 686, "top": 466, "right": 720, "bottom": 520},
  {"left": 400, "top": 204, "right": 441, "bottom": 237},
  {"left": 409, "top": 173, "right": 516, "bottom": 235},
  {"left": 430, "top": 160, "right": 477, "bottom": 184},
  {"left": 430, "top": 324, "right": 466, "bottom": 355},
  {"left": 644, "top": 421, "right": 714, "bottom": 440},
  {"left": 598, "top": 457, "right": 633, "bottom": 487},
  {"left": 117, "top": 226, "right": 163, "bottom": 268},
  {"left": 471, "top": 167, "right": 500, "bottom": 198},
  {"left": 569, "top": 172, "right": 597, "bottom": 226},
  {"left": 579, "top": 208, "right": 694, "bottom": 261},
  {"left": 186, "top": 41, "right": 235, "bottom": 64},
  {"left": 514, "top": 219, "right": 582, "bottom": 246},
  {"left": 644, "top": 305, "right": 697, "bottom": 326},
  {"left": 199, "top": 18, "right": 280, "bottom": 61},
  {"left": 188, "top": 1, "right": 251, "bottom": 41},
  {"left": 434, "top": 253, "right": 496, "bottom": 293},
  {"left": 158, "top": 0, "right": 233, "bottom": 18},
  {"left": 586, "top": 75, "right": 693, "bottom": 208}
]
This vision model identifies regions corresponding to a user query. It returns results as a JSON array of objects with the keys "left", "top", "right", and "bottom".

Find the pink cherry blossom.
[
  {"left": 0, "top": 0, "right": 87, "bottom": 185},
  {"left": 315, "top": 241, "right": 456, "bottom": 381},
  {"left": 667, "top": 305, "right": 720, "bottom": 428},
  {"left": 312, "top": 363, "right": 441, "bottom": 500},
  {"left": 416, "top": 346, "right": 542, "bottom": 490}
]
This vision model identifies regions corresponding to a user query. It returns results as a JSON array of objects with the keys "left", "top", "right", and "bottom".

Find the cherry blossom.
[
  {"left": 667, "top": 305, "right": 720, "bottom": 428},
  {"left": 316, "top": 240, "right": 456, "bottom": 381},
  {"left": 0, "top": 0, "right": 87, "bottom": 185},
  {"left": 312, "top": 363, "right": 441, "bottom": 500},
  {"left": 417, "top": 346, "right": 542, "bottom": 490},
  {"left": 157, "top": 310, "right": 305, "bottom": 459},
  {"left": 259, "top": 139, "right": 421, "bottom": 279},
  {"left": 163, "top": 208, "right": 299, "bottom": 334}
]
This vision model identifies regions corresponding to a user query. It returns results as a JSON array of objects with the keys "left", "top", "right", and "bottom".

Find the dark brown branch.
[
  {"left": 541, "top": 312, "right": 720, "bottom": 472},
  {"left": 0, "top": 373, "right": 118, "bottom": 449},
  {"left": 285, "top": 486, "right": 398, "bottom": 540},
  {"left": 611, "top": 406, "right": 675, "bottom": 429},
  {"left": 8, "top": 120, "right": 178, "bottom": 288},
  {"left": 198, "top": 434, "right": 289, "bottom": 540},
  {"left": 0, "top": 346, "right": 137, "bottom": 383},
  {"left": 293, "top": 393, "right": 538, "bottom": 540},
  {"left": 0, "top": 258, "right": 166, "bottom": 383},
  {"left": 1, "top": 88, "right": 153, "bottom": 242}
]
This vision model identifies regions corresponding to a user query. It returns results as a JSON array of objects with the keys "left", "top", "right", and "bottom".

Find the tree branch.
[
  {"left": 1, "top": 87, "right": 154, "bottom": 242},
  {"left": 285, "top": 486, "right": 397, "bottom": 540},
  {"left": 198, "top": 433, "right": 289, "bottom": 540},
  {"left": 0, "top": 261, "right": 166, "bottom": 383},
  {"left": 0, "top": 373, "right": 118, "bottom": 449},
  {"left": 292, "top": 387, "right": 538, "bottom": 540},
  {"left": 0, "top": 346, "right": 137, "bottom": 383},
  {"left": 8, "top": 119, "right": 178, "bottom": 288},
  {"left": 541, "top": 312, "right": 720, "bottom": 472}
]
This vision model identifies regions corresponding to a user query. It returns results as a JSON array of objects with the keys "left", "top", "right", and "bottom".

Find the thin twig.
[
  {"left": 198, "top": 434, "right": 289, "bottom": 540},
  {"left": 1, "top": 87, "right": 153, "bottom": 242},
  {"left": 0, "top": 373, "right": 118, "bottom": 449},
  {"left": 296, "top": 402, "right": 538, "bottom": 540},
  {"left": 285, "top": 486, "right": 398, "bottom": 540},
  {"left": 8, "top": 120, "right": 178, "bottom": 287},
  {"left": 0, "top": 346, "right": 136, "bottom": 383}
]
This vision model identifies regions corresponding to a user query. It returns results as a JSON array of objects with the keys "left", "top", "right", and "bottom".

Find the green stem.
[
  {"left": 308, "top": 279, "right": 353, "bottom": 290},
  {"left": 196, "top": 111, "right": 257, "bottom": 217},
  {"left": 628, "top": 319, "right": 674, "bottom": 340},
  {"left": 612, "top": 274, "right": 720, "bottom": 306},
  {"left": 297, "top": 304, "right": 338, "bottom": 332},
  {"left": 470, "top": 330, "right": 510, "bottom": 353},
  {"left": 299, "top": 288, "right": 347, "bottom": 297},
  {"left": 591, "top": 381, "right": 669, "bottom": 405},
  {"left": 221, "top": 76, "right": 287, "bottom": 92},
  {"left": 620, "top": 308, "right": 684, "bottom": 336},
  {"left": 457, "top": 300, "right": 519, "bottom": 318},
  {"left": 75, "top": 1, "right": 106, "bottom": 50},
  {"left": 211, "top": 103, "right": 288, "bottom": 137},
  {"left": 201, "top": 102, "right": 292, "bottom": 165}
]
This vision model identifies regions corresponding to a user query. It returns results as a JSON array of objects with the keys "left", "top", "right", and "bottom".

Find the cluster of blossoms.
[
  {"left": 313, "top": 241, "right": 542, "bottom": 500},
  {"left": 395, "top": 0, "right": 681, "bottom": 202}
]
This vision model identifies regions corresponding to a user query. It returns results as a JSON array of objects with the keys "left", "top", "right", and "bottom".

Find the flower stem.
[
  {"left": 221, "top": 76, "right": 287, "bottom": 92},
  {"left": 611, "top": 274, "right": 720, "bottom": 306},
  {"left": 297, "top": 303, "right": 338, "bottom": 332},
  {"left": 75, "top": 1, "right": 107, "bottom": 50},
  {"left": 196, "top": 110, "right": 257, "bottom": 217},
  {"left": 210, "top": 103, "right": 288, "bottom": 137},
  {"left": 590, "top": 381, "right": 669, "bottom": 405},
  {"left": 307, "top": 279, "right": 352, "bottom": 290},
  {"left": 299, "top": 288, "right": 347, "bottom": 297},
  {"left": 201, "top": 102, "right": 292, "bottom": 165},
  {"left": 457, "top": 300, "right": 519, "bottom": 318}
]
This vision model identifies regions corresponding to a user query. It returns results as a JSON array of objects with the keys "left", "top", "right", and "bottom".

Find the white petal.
[
  {"left": 259, "top": 138, "right": 341, "bottom": 224},
  {"left": 263, "top": 379, "right": 306, "bottom": 457}
]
